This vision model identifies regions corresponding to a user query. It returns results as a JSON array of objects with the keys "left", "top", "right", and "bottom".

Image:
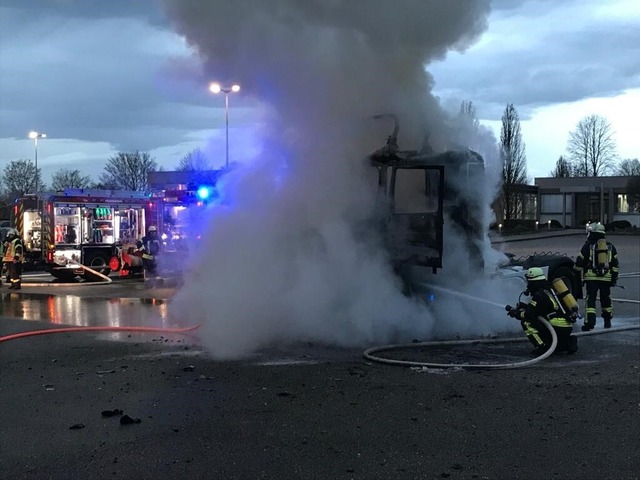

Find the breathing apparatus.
[
  {"left": 550, "top": 277, "right": 580, "bottom": 322},
  {"left": 593, "top": 238, "right": 610, "bottom": 275}
]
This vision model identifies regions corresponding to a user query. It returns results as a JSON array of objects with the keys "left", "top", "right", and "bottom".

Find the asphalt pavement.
[{"left": 1, "top": 234, "right": 638, "bottom": 480}]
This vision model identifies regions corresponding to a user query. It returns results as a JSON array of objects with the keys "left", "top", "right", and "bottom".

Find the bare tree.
[
  {"left": 567, "top": 114, "right": 617, "bottom": 176},
  {"left": 51, "top": 169, "right": 92, "bottom": 191},
  {"left": 99, "top": 151, "right": 158, "bottom": 191},
  {"left": 446, "top": 100, "right": 500, "bottom": 171},
  {"left": 2, "top": 159, "right": 44, "bottom": 196},
  {"left": 549, "top": 155, "right": 573, "bottom": 177},
  {"left": 458, "top": 100, "right": 480, "bottom": 129},
  {"left": 89, "top": 180, "right": 119, "bottom": 190},
  {"left": 177, "top": 148, "right": 211, "bottom": 171},
  {"left": 616, "top": 158, "right": 640, "bottom": 176},
  {"left": 500, "top": 104, "right": 528, "bottom": 221},
  {"left": 451, "top": 100, "right": 479, "bottom": 149}
]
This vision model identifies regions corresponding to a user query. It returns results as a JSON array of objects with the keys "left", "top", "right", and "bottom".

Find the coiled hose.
[
  {"left": 363, "top": 316, "right": 558, "bottom": 370},
  {"left": 364, "top": 296, "right": 640, "bottom": 370}
]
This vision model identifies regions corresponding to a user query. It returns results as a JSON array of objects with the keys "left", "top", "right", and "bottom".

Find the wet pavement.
[{"left": 0, "top": 290, "right": 169, "bottom": 327}]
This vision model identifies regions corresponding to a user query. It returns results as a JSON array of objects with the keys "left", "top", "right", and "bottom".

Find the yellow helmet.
[{"left": 525, "top": 267, "right": 546, "bottom": 282}]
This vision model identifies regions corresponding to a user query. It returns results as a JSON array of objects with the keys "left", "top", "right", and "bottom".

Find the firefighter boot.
[
  {"left": 566, "top": 335, "right": 578, "bottom": 354},
  {"left": 602, "top": 311, "right": 612, "bottom": 329},
  {"left": 581, "top": 318, "right": 594, "bottom": 332},
  {"left": 531, "top": 345, "right": 549, "bottom": 356}
]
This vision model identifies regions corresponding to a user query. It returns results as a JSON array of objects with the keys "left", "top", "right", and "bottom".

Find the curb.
[{"left": 490, "top": 231, "right": 585, "bottom": 244}]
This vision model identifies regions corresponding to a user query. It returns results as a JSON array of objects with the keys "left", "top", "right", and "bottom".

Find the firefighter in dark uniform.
[
  {"left": 573, "top": 223, "right": 619, "bottom": 330},
  {"left": 138, "top": 225, "right": 162, "bottom": 286},
  {"left": 3, "top": 229, "right": 24, "bottom": 290},
  {"left": 507, "top": 267, "right": 578, "bottom": 355},
  {"left": 0, "top": 232, "right": 7, "bottom": 286}
]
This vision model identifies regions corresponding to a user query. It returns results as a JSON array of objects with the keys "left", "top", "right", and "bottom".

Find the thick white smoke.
[{"left": 162, "top": 0, "right": 518, "bottom": 359}]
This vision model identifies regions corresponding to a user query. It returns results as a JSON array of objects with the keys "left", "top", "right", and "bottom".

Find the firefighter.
[
  {"left": 138, "top": 225, "right": 162, "bottom": 286},
  {"left": 3, "top": 229, "right": 24, "bottom": 290},
  {"left": 0, "top": 232, "right": 7, "bottom": 286},
  {"left": 573, "top": 223, "right": 619, "bottom": 331},
  {"left": 3, "top": 233, "right": 12, "bottom": 285},
  {"left": 506, "top": 267, "right": 578, "bottom": 355}
]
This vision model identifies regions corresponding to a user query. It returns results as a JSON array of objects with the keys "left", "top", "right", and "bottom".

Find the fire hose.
[
  {"left": 19, "top": 265, "right": 113, "bottom": 287},
  {"left": 0, "top": 325, "right": 201, "bottom": 344},
  {"left": 364, "top": 297, "right": 640, "bottom": 370},
  {"left": 363, "top": 316, "right": 559, "bottom": 370}
]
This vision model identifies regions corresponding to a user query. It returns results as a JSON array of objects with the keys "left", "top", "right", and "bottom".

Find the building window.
[
  {"left": 617, "top": 194, "right": 629, "bottom": 213},
  {"left": 617, "top": 193, "right": 640, "bottom": 213},
  {"left": 540, "top": 194, "right": 563, "bottom": 213},
  {"left": 522, "top": 194, "right": 537, "bottom": 220},
  {"left": 565, "top": 195, "right": 572, "bottom": 213}
]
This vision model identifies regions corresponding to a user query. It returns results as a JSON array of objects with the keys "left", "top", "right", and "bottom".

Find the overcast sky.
[{"left": 0, "top": 0, "right": 638, "bottom": 185}]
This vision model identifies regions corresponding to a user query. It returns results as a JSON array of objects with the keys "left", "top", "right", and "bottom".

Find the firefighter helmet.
[
  {"left": 148, "top": 226, "right": 157, "bottom": 233},
  {"left": 525, "top": 267, "right": 546, "bottom": 282},
  {"left": 7, "top": 228, "right": 18, "bottom": 237},
  {"left": 591, "top": 223, "right": 605, "bottom": 234}
]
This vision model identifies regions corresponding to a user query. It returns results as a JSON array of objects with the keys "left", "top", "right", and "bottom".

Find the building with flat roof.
[{"left": 535, "top": 176, "right": 639, "bottom": 227}]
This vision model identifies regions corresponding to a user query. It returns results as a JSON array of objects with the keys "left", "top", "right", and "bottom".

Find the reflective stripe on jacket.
[{"left": 3, "top": 238, "right": 24, "bottom": 262}]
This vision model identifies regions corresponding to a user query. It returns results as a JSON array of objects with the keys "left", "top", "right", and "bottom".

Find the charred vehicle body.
[{"left": 368, "top": 114, "right": 582, "bottom": 298}]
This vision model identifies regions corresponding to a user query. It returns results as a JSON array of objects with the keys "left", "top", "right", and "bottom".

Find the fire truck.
[
  {"left": 13, "top": 189, "right": 162, "bottom": 281},
  {"left": 148, "top": 169, "right": 224, "bottom": 250}
]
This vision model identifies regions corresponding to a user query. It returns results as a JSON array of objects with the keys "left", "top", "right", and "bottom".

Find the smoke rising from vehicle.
[{"left": 162, "top": 0, "right": 518, "bottom": 359}]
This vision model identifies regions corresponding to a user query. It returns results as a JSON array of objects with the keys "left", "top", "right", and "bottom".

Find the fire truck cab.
[{"left": 14, "top": 189, "right": 161, "bottom": 281}]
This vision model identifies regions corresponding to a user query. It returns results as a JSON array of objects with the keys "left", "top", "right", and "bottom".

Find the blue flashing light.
[{"left": 196, "top": 186, "right": 211, "bottom": 200}]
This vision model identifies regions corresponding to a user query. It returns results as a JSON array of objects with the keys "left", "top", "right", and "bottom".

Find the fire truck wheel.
[{"left": 86, "top": 252, "right": 111, "bottom": 276}]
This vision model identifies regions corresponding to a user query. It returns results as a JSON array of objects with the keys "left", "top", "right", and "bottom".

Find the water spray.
[{"left": 423, "top": 283, "right": 506, "bottom": 309}]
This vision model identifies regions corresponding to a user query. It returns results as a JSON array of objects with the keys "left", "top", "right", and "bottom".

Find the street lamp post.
[
  {"left": 28, "top": 131, "right": 46, "bottom": 256},
  {"left": 208, "top": 83, "right": 240, "bottom": 168},
  {"left": 28, "top": 131, "right": 46, "bottom": 193}
]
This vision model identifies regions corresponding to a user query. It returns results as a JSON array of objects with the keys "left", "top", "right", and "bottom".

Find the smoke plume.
[{"left": 162, "top": 0, "right": 517, "bottom": 359}]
